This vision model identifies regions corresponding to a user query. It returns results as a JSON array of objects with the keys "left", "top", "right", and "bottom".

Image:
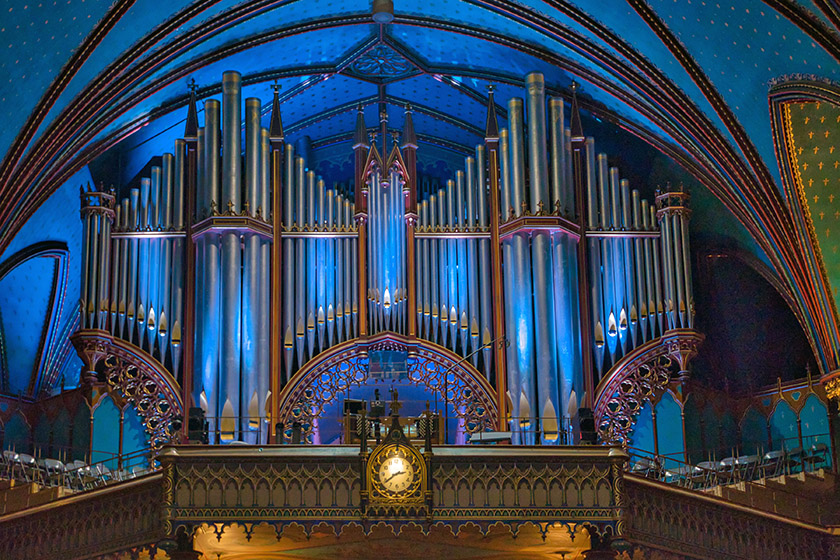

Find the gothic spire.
[
  {"left": 353, "top": 103, "right": 369, "bottom": 149},
  {"left": 485, "top": 84, "right": 499, "bottom": 141},
  {"left": 569, "top": 81, "right": 584, "bottom": 140},
  {"left": 184, "top": 79, "right": 199, "bottom": 140},
  {"left": 269, "top": 80, "right": 284, "bottom": 141},
  {"left": 401, "top": 104, "right": 417, "bottom": 149}
]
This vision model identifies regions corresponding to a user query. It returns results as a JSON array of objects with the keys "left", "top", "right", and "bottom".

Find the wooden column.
[
  {"left": 269, "top": 83, "right": 285, "bottom": 441},
  {"left": 485, "top": 87, "right": 507, "bottom": 428}
]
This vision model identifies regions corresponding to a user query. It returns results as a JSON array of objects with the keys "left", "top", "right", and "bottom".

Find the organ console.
[{"left": 77, "top": 69, "right": 696, "bottom": 445}]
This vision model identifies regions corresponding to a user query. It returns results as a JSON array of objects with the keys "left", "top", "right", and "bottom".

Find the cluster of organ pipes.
[
  {"left": 415, "top": 162, "right": 495, "bottom": 382},
  {"left": 280, "top": 141, "right": 358, "bottom": 376},
  {"left": 80, "top": 145, "right": 187, "bottom": 379},
  {"left": 77, "top": 67, "right": 696, "bottom": 445}
]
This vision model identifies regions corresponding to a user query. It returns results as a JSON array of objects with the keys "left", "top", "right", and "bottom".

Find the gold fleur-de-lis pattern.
[{"left": 786, "top": 100, "right": 840, "bottom": 303}]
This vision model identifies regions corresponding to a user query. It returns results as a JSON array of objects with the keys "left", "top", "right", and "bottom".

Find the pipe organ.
[{"left": 77, "top": 68, "right": 696, "bottom": 445}]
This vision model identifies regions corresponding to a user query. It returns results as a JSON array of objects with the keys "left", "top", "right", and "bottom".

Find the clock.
[{"left": 370, "top": 444, "right": 422, "bottom": 500}]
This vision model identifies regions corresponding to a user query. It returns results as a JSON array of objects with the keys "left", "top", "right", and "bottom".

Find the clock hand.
[{"left": 384, "top": 470, "right": 405, "bottom": 483}]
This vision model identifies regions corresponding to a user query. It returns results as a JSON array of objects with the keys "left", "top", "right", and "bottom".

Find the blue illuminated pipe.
[
  {"left": 170, "top": 139, "right": 186, "bottom": 381},
  {"left": 306, "top": 170, "right": 316, "bottom": 358},
  {"left": 325, "top": 183, "right": 336, "bottom": 348},
  {"left": 585, "top": 140, "right": 605, "bottom": 373},
  {"left": 500, "top": 129, "right": 511, "bottom": 222},
  {"left": 632, "top": 190, "right": 648, "bottom": 344},
  {"left": 335, "top": 193, "right": 345, "bottom": 343},
  {"left": 109, "top": 204, "right": 121, "bottom": 334},
  {"left": 220, "top": 229, "right": 242, "bottom": 439},
  {"left": 196, "top": 127, "right": 205, "bottom": 219},
  {"left": 258, "top": 128, "right": 271, "bottom": 425},
  {"left": 620, "top": 179, "right": 637, "bottom": 350},
  {"left": 201, "top": 233, "right": 222, "bottom": 433},
  {"left": 245, "top": 98, "right": 261, "bottom": 217},
  {"left": 464, "top": 160, "right": 479, "bottom": 363},
  {"left": 527, "top": 72, "right": 559, "bottom": 443},
  {"left": 429, "top": 193, "right": 439, "bottom": 343},
  {"left": 137, "top": 178, "right": 150, "bottom": 350},
  {"left": 508, "top": 99, "right": 526, "bottom": 218},
  {"left": 348, "top": 199, "right": 357, "bottom": 338},
  {"left": 641, "top": 200, "right": 655, "bottom": 339},
  {"left": 680, "top": 208, "right": 694, "bottom": 328},
  {"left": 609, "top": 167, "right": 626, "bottom": 358},
  {"left": 282, "top": 145, "right": 295, "bottom": 376},
  {"left": 456, "top": 171, "right": 468, "bottom": 354},
  {"left": 294, "top": 156, "right": 306, "bottom": 367},
  {"left": 205, "top": 100, "right": 221, "bottom": 214},
  {"left": 420, "top": 199, "right": 430, "bottom": 340},
  {"left": 80, "top": 192, "right": 91, "bottom": 328},
  {"left": 671, "top": 212, "right": 687, "bottom": 328},
  {"left": 118, "top": 198, "right": 129, "bottom": 339},
  {"left": 147, "top": 166, "right": 162, "bottom": 357},
  {"left": 597, "top": 156, "right": 617, "bottom": 365},
  {"left": 316, "top": 181, "right": 327, "bottom": 349},
  {"left": 158, "top": 154, "right": 174, "bottom": 363},
  {"left": 127, "top": 188, "right": 139, "bottom": 343},
  {"left": 98, "top": 206, "right": 112, "bottom": 331},
  {"left": 243, "top": 231, "right": 259, "bottom": 431},
  {"left": 84, "top": 208, "right": 97, "bottom": 329},
  {"left": 222, "top": 71, "right": 241, "bottom": 214},
  {"left": 549, "top": 97, "right": 565, "bottom": 215},
  {"left": 476, "top": 145, "right": 492, "bottom": 380},
  {"left": 649, "top": 204, "right": 664, "bottom": 336},
  {"left": 659, "top": 202, "right": 676, "bottom": 331},
  {"left": 368, "top": 172, "right": 378, "bottom": 334},
  {"left": 446, "top": 180, "right": 457, "bottom": 348}
]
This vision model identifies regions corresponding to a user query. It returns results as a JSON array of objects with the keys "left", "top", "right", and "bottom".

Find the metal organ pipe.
[
  {"left": 476, "top": 145, "right": 493, "bottom": 380},
  {"left": 526, "top": 72, "right": 559, "bottom": 442}
]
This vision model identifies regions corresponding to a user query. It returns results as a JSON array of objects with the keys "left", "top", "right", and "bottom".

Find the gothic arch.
[{"left": 276, "top": 333, "right": 498, "bottom": 442}]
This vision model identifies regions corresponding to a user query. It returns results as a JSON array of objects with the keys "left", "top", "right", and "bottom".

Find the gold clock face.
[
  {"left": 371, "top": 445, "right": 422, "bottom": 500},
  {"left": 378, "top": 454, "right": 415, "bottom": 493}
]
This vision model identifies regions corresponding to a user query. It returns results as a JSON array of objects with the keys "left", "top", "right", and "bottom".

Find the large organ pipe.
[
  {"left": 465, "top": 159, "right": 479, "bottom": 362},
  {"left": 325, "top": 184, "right": 336, "bottom": 347},
  {"left": 258, "top": 128, "right": 271, "bottom": 424},
  {"left": 348, "top": 199, "right": 357, "bottom": 338},
  {"left": 118, "top": 198, "right": 129, "bottom": 339},
  {"left": 549, "top": 97, "right": 565, "bottom": 214},
  {"left": 446, "top": 180, "right": 457, "bottom": 346},
  {"left": 632, "top": 190, "right": 648, "bottom": 344},
  {"left": 316, "top": 181, "right": 327, "bottom": 349},
  {"left": 137, "top": 177, "right": 150, "bottom": 350},
  {"left": 282, "top": 145, "right": 295, "bottom": 376},
  {"left": 243, "top": 96, "right": 260, "bottom": 430},
  {"left": 456, "top": 171, "right": 469, "bottom": 353},
  {"left": 335, "top": 193, "right": 345, "bottom": 343},
  {"left": 585, "top": 140, "right": 605, "bottom": 372},
  {"left": 158, "top": 155, "right": 173, "bottom": 363},
  {"left": 127, "top": 188, "right": 139, "bottom": 344},
  {"left": 220, "top": 70, "right": 243, "bottom": 439},
  {"left": 295, "top": 156, "right": 306, "bottom": 366},
  {"left": 171, "top": 139, "right": 186, "bottom": 380},
  {"left": 109, "top": 204, "right": 120, "bottom": 333},
  {"left": 526, "top": 72, "right": 559, "bottom": 441},
  {"left": 429, "top": 192, "right": 439, "bottom": 343},
  {"left": 306, "top": 170, "right": 316, "bottom": 357}
]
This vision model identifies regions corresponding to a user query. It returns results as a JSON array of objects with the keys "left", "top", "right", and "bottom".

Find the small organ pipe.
[
  {"left": 348, "top": 200, "right": 357, "bottom": 338},
  {"left": 137, "top": 178, "right": 150, "bottom": 350},
  {"left": 336, "top": 194, "right": 345, "bottom": 342},
  {"left": 632, "top": 190, "right": 648, "bottom": 343},
  {"left": 196, "top": 127, "right": 206, "bottom": 218},
  {"left": 508, "top": 99, "right": 526, "bottom": 218},
  {"left": 549, "top": 97, "right": 565, "bottom": 214},
  {"left": 500, "top": 129, "right": 511, "bottom": 220},
  {"left": 446, "top": 179, "right": 457, "bottom": 346},
  {"left": 245, "top": 98, "right": 261, "bottom": 217},
  {"left": 118, "top": 198, "right": 129, "bottom": 339},
  {"left": 316, "top": 181, "right": 326, "bottom": 349},
  {"left": 465, "top": 159, "right": 479, "bottom": 362},
  {"left": 650, "top": 204, "right": 664, "bottom": 335},
  {"left": 109, "top": 205, "right": 120, "bottom": 333},
  {"left": 127, "top": 188, "right": 139, "bottom": 343},
  {"left": 429, "top": 193, "right": 440, "bottom": 343},
  {"left": 205, "top": 100, "right": 221, "bottom": 214}
]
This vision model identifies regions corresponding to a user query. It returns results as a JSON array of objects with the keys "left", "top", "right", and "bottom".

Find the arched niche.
[{"left": 276, "top": 334, "right": 497, "bottom": 444}]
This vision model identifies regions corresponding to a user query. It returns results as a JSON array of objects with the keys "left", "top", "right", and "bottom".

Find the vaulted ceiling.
[{"left": 2, "top": 0, "right": 840, "bottom": 392}]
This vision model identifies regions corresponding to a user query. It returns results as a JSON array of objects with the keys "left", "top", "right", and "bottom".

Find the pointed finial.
[
  {"left": 353, "top": 103, "right": 369, "bottom": 149},
  {"left": 269, "top": 79, "right": 284, "bottom": 141},
  {"left": 184, "top": 79, "right": 199, "bottom": 140},
  {"left": 401, "top": 103, "right": 417, "bottom": 149},
  {"left": 569, "top": 80, "right": 584, "bottom": 140},
  {"left": 485, "top": 84, "right": 499, "bottom": 141}
]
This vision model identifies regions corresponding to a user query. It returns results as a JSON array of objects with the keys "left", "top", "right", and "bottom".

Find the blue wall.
[{"left": 655, "top": 393, "right": 685, "bottom": 468}]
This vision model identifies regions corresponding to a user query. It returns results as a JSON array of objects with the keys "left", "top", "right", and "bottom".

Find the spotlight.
[{"left": 372, "top": 0, "right": 394, "bottom": 23}]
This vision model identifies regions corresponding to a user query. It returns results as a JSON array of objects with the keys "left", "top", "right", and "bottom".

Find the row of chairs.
[
  {"left": 631, "top": 443, "right": 830, "bottom": 490},
  {"left": 1, "top": 450, "right": 151, "bottom": 492}
]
